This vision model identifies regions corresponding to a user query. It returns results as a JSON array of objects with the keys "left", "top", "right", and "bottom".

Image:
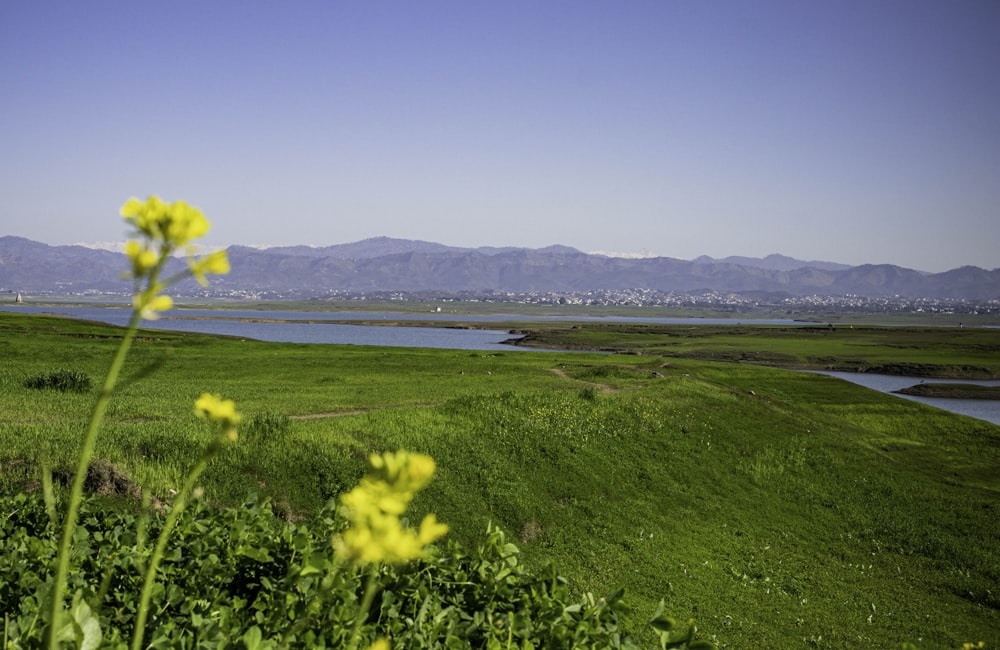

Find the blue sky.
[{"left": 2, "top": 1, "right": 998, "bottom": 272}]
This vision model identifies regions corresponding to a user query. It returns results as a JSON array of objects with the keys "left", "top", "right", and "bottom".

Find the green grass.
[
  {"left": 894, "top": 383, "right": 1000, "bottom": 399},
  {"left": 1, "top": 311, "right": 998, "bottom": 647},
  {"left": 512, "top": 323, "right": 1000, "bottom": 378}
]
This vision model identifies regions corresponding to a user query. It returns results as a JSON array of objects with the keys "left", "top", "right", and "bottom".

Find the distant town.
[
  {"left": 7, "top": 287, "right": 996, "bottom": 318},
  {"left": 294, "top": 288, "right": 999, "bottom": 317}
]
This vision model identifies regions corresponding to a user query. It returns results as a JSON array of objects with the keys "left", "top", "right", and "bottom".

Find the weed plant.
[
  {"left": 23, "top": 369, "right": 93, "bottom": 394},
  {"left": 241, "top": 411, "right": 292, "bottom": 446}
]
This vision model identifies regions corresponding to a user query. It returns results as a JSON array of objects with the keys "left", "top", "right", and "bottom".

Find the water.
[
  {"left": 0, "top": 305, "right": 525, "bottom": 351},
  {"left": 810, "top": 370, "right": 1000, "bottom": 426},
  {"left": 0, "top": 305, "right": 806, "bottom": 351},
  {"left": 5, "top": 304, "right": 998, "bottom": 424}
]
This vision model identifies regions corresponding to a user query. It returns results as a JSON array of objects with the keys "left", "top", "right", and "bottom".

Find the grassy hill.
[{"left": 0, "top": 311, "right": 997, "bottom": 647}]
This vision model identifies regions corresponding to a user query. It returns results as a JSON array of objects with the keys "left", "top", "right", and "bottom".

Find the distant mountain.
[
  {"left": 694, "top": 253, "right": 852, "bottom": 273},
  {"left": 2, "top": 236, "right": 997, "bottom": 301},
  {"left": 230, "top": 237, "right": 577, "bottom": 259}
]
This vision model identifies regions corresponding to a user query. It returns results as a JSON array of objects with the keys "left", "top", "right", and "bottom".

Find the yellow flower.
[
  {"left": 120, "top": 195, "right": 210, "bottom": 248},
  {"left": 125, "top": 240, "right": 159, "bottom": 277},
  {"left": 194, "top": 393, "right": 242, "bottom": 429},
  {"left": 120, "top": 195, "right": 167, "bottom": 239},
  {"left": 133, "top": 291, "right": 173, "bottom": 320},
  {"left": 341, "top": 479, "right": 409, "bottom": 516},
  {"left": 165, "top": 200, "right": 209, "bottom": 245},
  {"left": 336, "top": 517, "right": 423, "bottom": 564},
  {"left": 367, "top": 640, "right": 391, "bottom": 650},
  {"left": 120, "top": 195, "right": 228, "bottom": 317},
  {"left": 418, "top": 514, "right": 448, "bottom": 545},
  {"left": 188, "top": 250, "right": 230, "bottom": 287},
  {"left": 368, "top": 451, "right": 436, "bottom": 492},
  {"left": 334, "top": 451, "right": 447, "bottom": 565},
  {"left": 404, "top": 454, "right": 436, "bottom": 489}
]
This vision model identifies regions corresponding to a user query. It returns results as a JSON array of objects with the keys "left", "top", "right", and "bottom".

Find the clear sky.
[{"left": 2, "top": 1, "right": 998, "bottom": 272}]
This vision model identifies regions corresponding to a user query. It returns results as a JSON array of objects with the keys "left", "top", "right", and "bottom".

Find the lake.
[
  {"left": 0, "top": 305, "right": 805, "bottom": 351},
  {"left": 4, "top": 304, "right": 998, "bottom": 425},
  {"left": 1, "top": 305, "right": 527, "bottom": 351},
  {"left": 810, "top": 371, "right": 1000, "bottom": 426}
]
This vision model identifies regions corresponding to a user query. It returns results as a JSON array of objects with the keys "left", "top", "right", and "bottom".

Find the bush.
[
  {"left": 23, "top": 369, "right": 93, "bottom": 393},
  {"left": 241, "top": 411, "right": 291, "bottom": 445},
  {"left": 0, "top": 492, "right": 696, "bottom": 648}
]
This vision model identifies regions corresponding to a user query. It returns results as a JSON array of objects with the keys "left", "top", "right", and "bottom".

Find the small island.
[{"left": 893, "top": 383, "right": 1000, "bottom": 400}]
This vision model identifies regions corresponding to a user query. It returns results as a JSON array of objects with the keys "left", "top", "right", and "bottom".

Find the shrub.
[
  {"left": 241, "top": 411, "right": 291, "bottom": 445},
  {"left": 23, "top": 369, "right": 93, "bottom": 393},
  {"left": 0, "top": 493, "right": 682, "bottom": 648}
]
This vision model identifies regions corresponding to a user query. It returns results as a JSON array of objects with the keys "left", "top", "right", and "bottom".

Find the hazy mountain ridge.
[
  {"left": 2, "top": 236, "right": 997, "bottom": 300},
  {"left": 222, "top": 237, "right": 583, "bottom": 260},
  {"left": 694, "top": 253, "right": 852, "bottom": 273}
]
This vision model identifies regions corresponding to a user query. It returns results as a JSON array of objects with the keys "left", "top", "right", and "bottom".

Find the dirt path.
[
  {"left": 289, "top": 402, "right": 440, "bottom": 420},
  {"left": 289, "top": 410, "right": 369, "bottom": 420},
  {"left": 547, "top": 367, "right": 618, "bottom": 393}
]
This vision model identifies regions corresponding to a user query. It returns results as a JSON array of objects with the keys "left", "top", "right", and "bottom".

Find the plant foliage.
[
  {"left": 0, "top": 492, "right": 694, "bottom": 648},
  {"left": 23, "top": 369, "right": 93, "bottom": 394}
]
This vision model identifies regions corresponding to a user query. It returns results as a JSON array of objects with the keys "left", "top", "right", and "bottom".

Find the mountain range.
[{"left": 1, "top": 235, "right": 997, "bottom": 301}]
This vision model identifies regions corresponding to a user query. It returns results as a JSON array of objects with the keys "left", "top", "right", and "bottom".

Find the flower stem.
[
  {"left": 346, "top": 569, "right": 380, "bottom": 650},
  {"left": 47, "top": 307, "right": 142, "bottom": 649},
  {"left": 130, "top": 442, "right": 220, "bottom": 650}
]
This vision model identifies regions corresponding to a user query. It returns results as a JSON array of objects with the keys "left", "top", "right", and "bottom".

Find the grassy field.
[
  {"left": 1, "top": 310, "right": 998, "bottom": 647},
  {"left": 507, "top": 322, "right": 1000, "bottom": 379},
  {"left": 895, "top": 383, "right": 1000, "bottom": 399}
]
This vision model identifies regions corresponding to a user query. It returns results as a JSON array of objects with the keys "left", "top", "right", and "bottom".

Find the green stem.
[
  {"left": 47, "top": 307, "right": 142, "bottom": 649},
  {"left": 346, "top": 569, "right": 380, "bottom": 650},
  {"left": 130, "top": 442, "right": 219, "bottom": 650},
  {"left": 280, "top": 559, "right": 343, "bottom": 646}
]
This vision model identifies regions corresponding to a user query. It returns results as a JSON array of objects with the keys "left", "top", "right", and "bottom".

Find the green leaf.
[
  {"left": 299, "top": 552, "right": 328, "bottom": 576},
  {"left": 238, "top": 545, "right": 274, "bottom": 563},
  {"left": 649, "top": 615, "right": 676, "bottom": 633},
  {"left": 689, "top": 641, "right": 717, "bottom": 650},
  {"left": 60, "top": 594, "right": 102, "bottom": 650},
  {"left": 242, "top": 624, "right": 263, "bottom": 650}
]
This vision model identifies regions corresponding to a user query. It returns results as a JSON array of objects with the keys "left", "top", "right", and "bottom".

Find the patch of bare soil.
[
  {"left": 290, "top": 410, "right": 371, "bottom": 420},
  {"left": 547, "top": 367, "right": 618, "bottom": 393},
  {"left": 289, "top": 402, "right": 441, "bottom": 420},
  {"left": 81, "top": 458, "right": 142, "bottom": 500}
]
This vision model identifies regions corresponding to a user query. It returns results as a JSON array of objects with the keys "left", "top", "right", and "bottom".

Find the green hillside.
[{"left": 1, "top": 311, "right": 997, "bottom": 647}]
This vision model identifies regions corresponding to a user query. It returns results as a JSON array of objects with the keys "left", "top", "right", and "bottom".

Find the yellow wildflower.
[
  {"left": 164, "top": 200, "right": 209, "bottom": 245},
  {"left": 120, "top": 195, "right": 167, "bottom": 239},
  {"left": 194, "top": 393, "right": 242, "bottom": 429},
  {"left": 334, "top": 451, "right": 447, "bottom": 565},
  {"left": 120, "top": 195, "right": 210, "bottom": 248},
  {"left": 341, "top": 479, "right": 409, "bottom": 516},
  {"left": 368, "top": 451, "right": 436, "bottom": 492},
  {"left": 133, "top": 291, "right": 173, "bottom": 320},
  {"left": 188, "top": 249, "right": 231, "bottom": 287},
  {"left": 367, "top": 640, "right": 390, "bottom": 650},
  {"left": 418, "top": 514, "right": 448, "bottom": 545},
  {"left": 124, "top": 240, "right": 159, "bottom": 277}
]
